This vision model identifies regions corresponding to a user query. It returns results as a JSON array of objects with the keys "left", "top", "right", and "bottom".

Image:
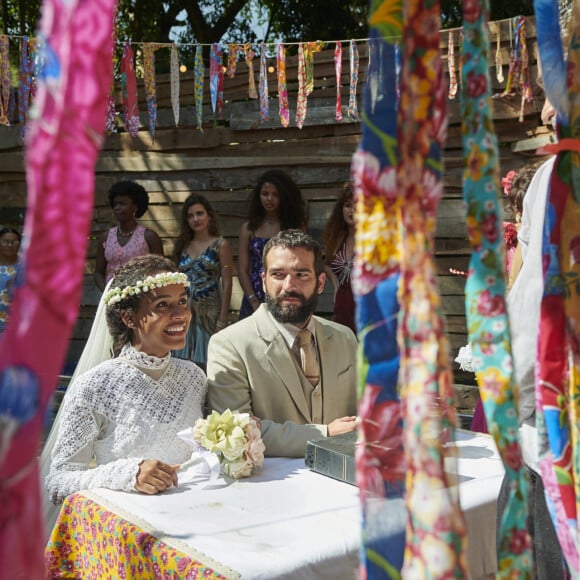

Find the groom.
[{"left": 206, "top": 229, "right": 358, "bottom": 457}]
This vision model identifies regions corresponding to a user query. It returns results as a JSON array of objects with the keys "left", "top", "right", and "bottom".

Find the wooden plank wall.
[{"left": 0, "top": 16, "right": 552, "bottom": 369}]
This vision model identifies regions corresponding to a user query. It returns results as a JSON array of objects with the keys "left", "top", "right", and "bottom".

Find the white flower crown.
[{"left": 104, "top": 272, "right": 191, "bottom": 306}]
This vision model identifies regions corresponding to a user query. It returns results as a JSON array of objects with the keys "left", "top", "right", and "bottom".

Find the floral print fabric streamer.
[
  {"left": 0, "top": 35, "right": 10, "bottom": 125},
  {"left": 120, "top": 42, "right": 139, "bottom": 137},
  {"left": 335, "top": 42, "right": 343, "bottom": 121},
  {"left": 461, "top": 0, "right": 532, "bottom": 575},
  {"left": 0, "top": 0, "right": 116, "bottom": 576},
  {"left": 277, "top": 44, "right": 289, "bottom": 128},
  {"left": 348, "top": 40, "right": 359, "bottom": 120},
  {"left": 210, "top": 43, "right": 222, "bottom": 116},
  {"left": 534, "top": 0, "right": 580, "bottom": 572},
  {"left": 142, "top": 43, "right": 160, "bottom": 141},
  {"left": 352, "top": 1, "right": 406, "bottom": 576},
  {"left": 18, "top": 37, "right": 35, "bottom": 135},
  {"left": 244, "top": 43, "right": 257, "bottom": 99},
  {"left": 448, "top": 31, "right": 457, "bottom": 100},
  {"left": 194, "top": 46, "right": 204, "bottom": 130},
  {"left": 170, "top": 45, "right": 180, "bottom": 127},
  {"left": 295, "top": 43, "right": 307, "bottom": 129},
  {"left": 259, "top": 43, "right": 269, "bottom": 123},
  {"left": 227, "top": 44, "right": 240, "bottom": 78}
]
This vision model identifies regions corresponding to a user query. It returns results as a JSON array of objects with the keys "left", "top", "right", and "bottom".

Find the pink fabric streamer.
[
  {"left": 0, "top": 0, "right": 116, "bottom": 577},
  {"left": 277, "top": 44, "right": 289, "bottom": 128},
  {"left": 121, "top": 41, "right": 140, "bottom": 137},
  {"left": 259, "top": 43, "right": 269, "bottom": 123},
  {"left": 335, "top": 42, "right": 343, "bottom": 121}
]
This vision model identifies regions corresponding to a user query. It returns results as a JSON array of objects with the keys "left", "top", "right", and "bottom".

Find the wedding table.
[{"left": 45, "top": 431, "right": 503, "bottom": 579}]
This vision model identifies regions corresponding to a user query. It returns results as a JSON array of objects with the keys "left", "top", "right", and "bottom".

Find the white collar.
[{"left": 266, "top": 308, "right": 316, "bottom": 350}]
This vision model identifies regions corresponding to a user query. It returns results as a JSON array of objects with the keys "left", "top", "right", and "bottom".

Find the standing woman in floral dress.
[
  {"left": 238, "top": 170, "right": 306, "bottom": 319},
  {"left": 172, "top": 194, "right": 233, "bottom": 369},
  {"left": 323, "top": 184, "right": 356, "bottom": 333},
  {"left": 0, "top": 227, "right": 21, "bottom": 336},
  {"left": 94, "top": 181, "right": 164, "bottom": 291}
]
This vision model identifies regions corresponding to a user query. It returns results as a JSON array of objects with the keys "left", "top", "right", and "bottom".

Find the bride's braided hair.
[{"left": 105, "top": 255, "right": 182, "bottom": 356}]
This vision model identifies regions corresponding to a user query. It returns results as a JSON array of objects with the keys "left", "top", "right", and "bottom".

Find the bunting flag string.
[
  {"left": 277, "top": 44, "right": 289, "bottom": 128},
  {"left": 334, "top": 42, "right": 343, "bottom": 121},
  {"left": 0, "top": 35, "right": 10, "bottom": 126},
  {"left": 295, "top": 43, "right": 307, "bottom": 128},
  {"left": 120, "top": 42, "right": 139, "bottom": 137},
  {"left": 448, "top": 31, "right": 457, "bottom": 100},
  {"left": 534, "top": 0, "right": 580, "bottom": 573},
  {"left": 210, "top": 43, "right": 222, "bottom": 115},
  {"left": 348, "top": 40, "right": 359, "bottom": 120},
  {"left": 194, "top": 46, "right": 204, "bottom": 130},
  {"left": 142, "top": 43, "right": 160, "bottom": 141},
  {"left": 496, "top": 23, "right": 505, "bottom": 83},
  {"left": 17, "top": 37, "right": 35, "bottom": 136},
  {"left": 460, "top": 0, "right": 532, "bottom": 575},
  {"left": 259, "top": 43, "right": 269, "bottom": 123},
  {"left": 170, "top": 44, "right": 179, "bottom": 127},
  {"left": 244, "top": 43, "right": 258, "bottom": 99},
  {"left": 227, "top": 44, "right": 240, "bottom": 78}
]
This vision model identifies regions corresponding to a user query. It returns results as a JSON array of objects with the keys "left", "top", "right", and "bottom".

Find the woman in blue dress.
[
  {"left": 237, "top": 170, "right": 307, "bottom": 319},
  {"left": 172, "top": 195, "right": 233, "bottom": 369},
  {"left": 0, "top": 227, "right": 21, "bottom": 336}
]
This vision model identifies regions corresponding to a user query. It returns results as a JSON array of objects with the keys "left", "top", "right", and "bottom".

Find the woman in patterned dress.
[
  {"left": 172, "top": 195, "right": 233, "bottom": 369},
  {"left": 94, "top": 181, "right": 164, "bottom": 291},
  {"left": 0, "top": 227, "right": 21, "bottom": 336},
  {"left": 238, "top": 170, "right": 306, "bottom": 319},
  {"left": 323, "top": 184, "right": 356, "bottom": 333}
]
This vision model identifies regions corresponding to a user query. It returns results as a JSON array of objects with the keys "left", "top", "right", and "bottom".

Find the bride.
[{"left": 43, "top": 255, "right": 205, "bottom": 533}]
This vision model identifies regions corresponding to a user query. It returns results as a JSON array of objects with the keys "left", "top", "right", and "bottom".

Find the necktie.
[{"left": 297, "top": 329, "right": 319, "bottom": 386}]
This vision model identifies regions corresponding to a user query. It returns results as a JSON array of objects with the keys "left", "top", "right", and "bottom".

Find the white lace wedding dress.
[{"left": 46, "top": 344, "right": 206, "bottom": 504}]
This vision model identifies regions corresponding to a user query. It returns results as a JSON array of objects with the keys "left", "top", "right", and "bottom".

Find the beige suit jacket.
[{"left": 206, "top": 304, "right": 357, "bottom": 457}]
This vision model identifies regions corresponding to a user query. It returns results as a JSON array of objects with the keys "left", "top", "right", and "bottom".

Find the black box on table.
[{"left": 305, "top": 431, "right": 357, "bottom": 486}]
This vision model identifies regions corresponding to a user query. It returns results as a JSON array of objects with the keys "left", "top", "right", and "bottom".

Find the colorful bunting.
[
  {"left": 170, "top": 45, "right": 180, "bottom": 127},
  {"left": 277, "top": 44, "right": 289, "bottom": 128},
  {"left": 210, "top": 43, "right": 222, "bottom": 115},
  {"left": 348, "top": 40, "right": 359, "bottom": 120},
  {"left": 0, "top": 35, "right": 10, "bottom": 125},
  {"left": 335, "top": 42, "right": 343, "bottom": 121},
  {"left": 244, "top": 43, "right": 257, "bottom": 99},
  {"left": 194, "top": 46, "right": 204, "bottom": 130},
  {"left": 259, "top": 43, "right": 269, "bottom": 123},
  {"left": 227, "top": 44, "right": 240, "bottom": 78},
  {"left": 296, "top": 43, "right": 307, "bottom": 129},
  {"left": 142, "top": 43, "right": 160, "bottom": 141},
  {"left": 120, "top": 42, "right": 139, "bottom": 137},
  {"left": 461, "top": 0, "right": 532, "bottom": 575}
]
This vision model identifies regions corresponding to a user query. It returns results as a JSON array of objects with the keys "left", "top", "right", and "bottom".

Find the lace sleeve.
[{"left": 45, "top": 376, "right": 142, "bottom": 504}]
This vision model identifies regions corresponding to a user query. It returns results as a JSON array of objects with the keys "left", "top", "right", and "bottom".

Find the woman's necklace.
[{"left": 118, "top": 225, "right": 136, "bottom": 237}]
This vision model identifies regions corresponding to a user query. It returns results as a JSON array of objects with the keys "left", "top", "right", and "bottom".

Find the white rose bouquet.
[{"left": 193, "top": 409, "right": 265, "bottom": 479}]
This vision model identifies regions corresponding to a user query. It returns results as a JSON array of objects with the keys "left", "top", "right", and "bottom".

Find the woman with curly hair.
[
  {"left": 172, "top": 194, "right": 233, "bottom": 368},
  {"left": 94, "top": 181, "right": 164, "bottom": 290},
  {"left": 45, "top": 255, "right": 205, "bottom": 513},
  {"left": 323, "top": 184, "right": 356, "bottom": 333},
  {"left": 238, "top": 170, "right": 307, "bottom": 319}
]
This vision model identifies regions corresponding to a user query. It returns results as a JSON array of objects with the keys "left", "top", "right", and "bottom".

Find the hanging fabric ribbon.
[
  {"left": 259, "top": 43, "right": 269, "bottom": 123},
  {"left": 170, "top": 44, "right": 180, "bottom": 127},
  {"left": 120, "top": 41, "right": 139, "bottom": 137},
  {"left": 18, "top": 36, "right": 35, "bottom": 135},
  {"left": 0, "top": 0, "right": 117, "bottom": 577},
  {"left": 397, "top": 0, "right": 467, "bottom": 575},
  {"left": 244, "top": 43, "right": 258, "bottom": 99},
  {"left": 502, "top": 16, "right": 525, "bottom": 96},
  {"left": 194, "top": 45, "right": 204, "bottom": 130},
  {"left": 461, "top": 0, "right": 532, "bottom": 575},
  {"left": 0, "top": 35, "right": 10, "bottom": 125},
  {"left": 518, "top": 17, "right": 533, "bottom": 121},
  {"left": 304, "top": 41, "right": 324, "bottom": 95},
  {"left": 496, "top": 22, "right": 505, "bottom": 83},
  {"left": 534, "top": 0, "right": 579, "bottom": 573},
  {"left": 277, "top": 44, "right": 289, "bottom": 128},
  {"left": 142, "top": 43, "right": 160, "bottom": 141},
  {"left": 334, "top": 42, "right": 343, "bottom": 121},
  {"left": 210, "top": 43, "right": 222, "bottom": 116},
  {"left": 448, "top": 31, "right": 457, "bottom": 100},
  {"left": 295, "top": 43, "right": 307, "bottom": 129},
  {"left": 348, "top": 40, "right": 359, "bottom": 120},
  {"left": 105, "top": 90, "right": 116, "bottom": 134},
  {"left": 227, "top": 44, "right": 239, "bottom": 78},
  {"left": 352, "top": 1, "right": 406, "bottom": 576},
  {"left": 217, "top": 56, "right": 224, "bottom": 117}
]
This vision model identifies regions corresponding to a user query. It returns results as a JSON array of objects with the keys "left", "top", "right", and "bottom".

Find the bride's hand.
[{"left": 136, "top": 460, "right": 180, "bottom": 494}]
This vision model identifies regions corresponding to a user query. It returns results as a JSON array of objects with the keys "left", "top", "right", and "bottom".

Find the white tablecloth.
[{"left": 85, "top": 430, "right": 503, "bottom": 580}]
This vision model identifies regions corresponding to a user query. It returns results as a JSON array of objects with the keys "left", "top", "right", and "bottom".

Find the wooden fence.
[{"left": 0, "top": 16, "right": 553, "bottom": 372}]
